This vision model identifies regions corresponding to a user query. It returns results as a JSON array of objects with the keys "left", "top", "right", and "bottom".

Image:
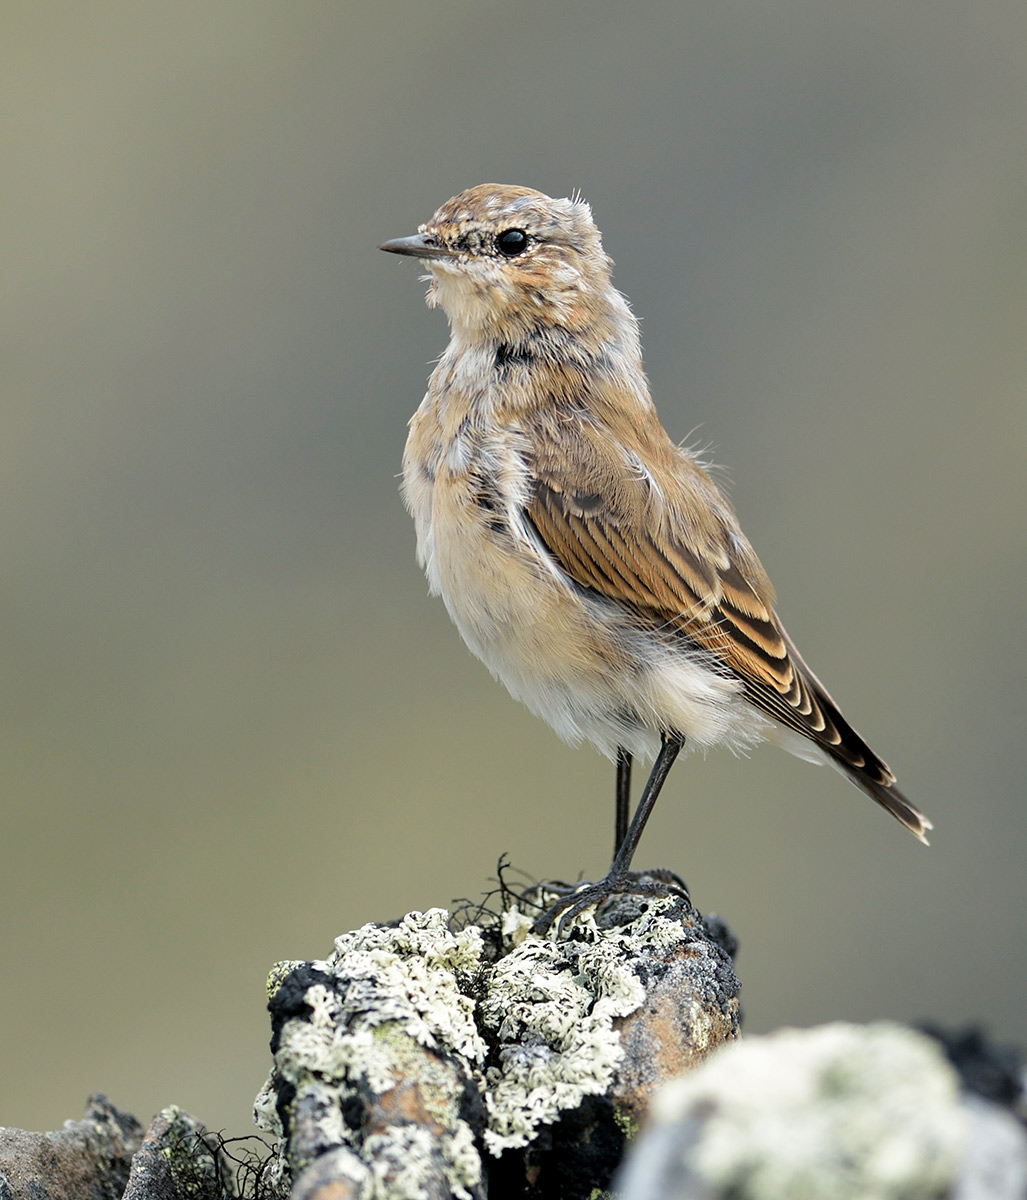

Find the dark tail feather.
[
  {"left": 795, "top": 657, "right": 934, "bottom": 844},
  {"left": 839, "top": 764, "right": 933, "bottom": 844},
  {"left": 764, "top": 630, "right": 933, "bottom": 843}
]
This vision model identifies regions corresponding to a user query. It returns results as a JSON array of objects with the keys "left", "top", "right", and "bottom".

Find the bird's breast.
[
  {"left": 401, "top": 383, "right": 756, "bottom": 760},
  {"left": 403, "top": 389, "right": 545, "bottom": 632},
  {"left": 403, "top": 385, "right": 624, "bottom": 707}
]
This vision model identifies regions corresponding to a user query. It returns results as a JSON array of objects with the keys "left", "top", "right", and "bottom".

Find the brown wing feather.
[{"left": 525, "top": 419, "right": 932, "bottom": 842}]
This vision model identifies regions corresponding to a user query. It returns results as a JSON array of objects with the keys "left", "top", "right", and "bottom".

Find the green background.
[{"left": 2, "top": 2, "right": 1024, "bottom": 1136}]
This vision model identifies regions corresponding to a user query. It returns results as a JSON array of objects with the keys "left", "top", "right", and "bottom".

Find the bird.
[{"left": 380, "top": 184, "right": 931, "bottom": 932}]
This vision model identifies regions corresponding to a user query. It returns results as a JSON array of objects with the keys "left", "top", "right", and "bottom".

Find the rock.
[
  {"left": 0, "top": 1093, "right": 142, "bottom": 1200},
  {"left": 616, "top": 1021, "right": 1027, "bottom": 1200},
  {"left": 0, "top": 1098, "right": 256, "bottom": 1200},
  {"left": 121, "top": 1106, "right": 234, "bottom": 1200},
  {"left": 255, "top": 878, "right": 740, "bottom": 1199},
  {"left": 918, "top": 1022, "right": 1026, "bottom": 1114},
  {"left": 953, "top": 1094, "right": 1027, "bottom": 1200}
]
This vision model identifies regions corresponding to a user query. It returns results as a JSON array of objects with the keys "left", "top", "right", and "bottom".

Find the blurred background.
[{"left": 2, "top": 1, "right": 1024, "bottom": 1136}]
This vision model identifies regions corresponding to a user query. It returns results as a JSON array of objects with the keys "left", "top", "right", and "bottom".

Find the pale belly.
[{"left": 403, "top": 439, "right": 760, "bottom": 765}]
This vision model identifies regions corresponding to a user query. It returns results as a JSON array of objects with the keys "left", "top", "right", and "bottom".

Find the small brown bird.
[{"left": 381, "top": 184, "right": 931, "bottom": 930}]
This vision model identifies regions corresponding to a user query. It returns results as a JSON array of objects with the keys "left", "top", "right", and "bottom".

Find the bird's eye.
[{"left": 496, "top": 229, "right": 529, "bottom": 257}]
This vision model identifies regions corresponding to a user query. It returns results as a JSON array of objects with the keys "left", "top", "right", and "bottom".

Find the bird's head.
[{"left": 380, "top": 184, "right": 614, "bottom": 340}]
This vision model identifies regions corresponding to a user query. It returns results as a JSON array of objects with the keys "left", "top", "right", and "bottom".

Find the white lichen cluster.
[
  {"left": 634, "top": 1022, "right": 966, "bottom": 1200},
  {"left": 254, "top": 909, "right": 489, "bottom": 1199},
  {"left": 324, "top": 908, "right": 489, "bottom": 1073},
  {"left": 484, "top": 893, "right": 696, "bottom": 1153},
  {"left": 255, "top": 895, "right": 699, "bottom": 1191},
  {"left": 481, "top": 934, "right": 629, "bottom": 1153}
]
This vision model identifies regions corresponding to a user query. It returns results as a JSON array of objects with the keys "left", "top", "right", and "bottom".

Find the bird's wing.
[
  {"left": 523, "top": 418, "right": 931, "bottom": 840},
  {"left": 525, "top": 421, "right": 817, "bottom": 730}
]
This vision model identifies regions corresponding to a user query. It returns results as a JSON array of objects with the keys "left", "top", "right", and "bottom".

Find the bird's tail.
[
  {"left": 773, "top": 628, "right": 934, "bottom": 844},
  {"left": 836, "top": 761, "right": 933, "bottom": 844}
]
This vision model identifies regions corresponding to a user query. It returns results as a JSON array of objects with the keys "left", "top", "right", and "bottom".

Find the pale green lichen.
[
  {"left": 480, "top": 894, "right": 690, "bottom": 1154},
  {"left": 644, "top": 1022, "right": 966, "bottom": 1200},
  {"left": 251, "top": 1079, "right": 283, "bottom": 1145},
  {"left": 481, "top": 934, "right": 627, "bottom": 1152},
  {"left": 363, "top": 1126, "right": 444, "bottom": 1197},
  {"left": 614, "top": 1108, "right": 640, "bottom": 1141},
  {"left": 257, "top": 893, "right": 717, "bottom": 1191},
  {"left": 152, "top": 1106, "right": 225, "bottom": 1198},
  {"left": 499, "top": 902, "right": 536, "bottom": 946},
  {"left": 256, "top": 909, "right": 489, "bottom": 1199},
  {"left": 265, "top": 960, "right": 305, "bottom": 1000},
  {"left": 326, "top": 909, "right": 488, "bottom": 1067}
]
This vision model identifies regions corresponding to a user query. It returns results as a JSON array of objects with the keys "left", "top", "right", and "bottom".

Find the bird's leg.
[
  {"left": 609, "top": 731, "right": 684, "bottom": 878},
  {"left": 532, "top": 731, "right": 686, "bottom": 934},
  {"left": 614, "top": 746, "right": 632, "bottom": 856}
]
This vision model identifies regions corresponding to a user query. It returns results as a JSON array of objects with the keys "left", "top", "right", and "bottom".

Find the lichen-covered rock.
[
  {"left": 0, "top": 1093, "right": 142, "bottom": 1200},
  {"left": 121, "top": 1106, "right": 234, "bottom": 1200},
  {"left": 610, "top": 914, "right": 741, "bottom": 1135},
  {"left": 255, "top": 913, "right": 489, "bottom": 1200},
  {"left": 255, "top": 881, "right": 740, "bottom": 1200},
  {"left": 0, "top": 1099, "right": 277, "bottom": 1200},
  {"left": 616, "top": 1021, "right": 1027, "bottom": 1200}
]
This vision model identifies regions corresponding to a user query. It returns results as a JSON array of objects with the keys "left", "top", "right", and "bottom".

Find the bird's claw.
[{"left": 529, "top": 869, "right": 691, "bottom": 936}]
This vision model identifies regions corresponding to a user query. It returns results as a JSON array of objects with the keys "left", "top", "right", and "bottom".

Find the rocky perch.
[
  {"left": 4, "top": 875, "right": 1026, "bottom": 1199},
  {"left": 254, "top": 877, "right": 740, "bottom": 1200},
  {"left": 0, "top": 1096, "right": 240, "bottom": 1200}
]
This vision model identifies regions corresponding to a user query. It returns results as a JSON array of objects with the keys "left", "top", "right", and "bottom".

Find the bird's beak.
[{"left": 379, "top": 233, "right": 460, "bottom": 259}]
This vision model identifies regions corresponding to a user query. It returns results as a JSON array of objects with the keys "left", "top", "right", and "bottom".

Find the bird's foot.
[{"left": 528, "top": 868, "right": 691, "bottom": 936}]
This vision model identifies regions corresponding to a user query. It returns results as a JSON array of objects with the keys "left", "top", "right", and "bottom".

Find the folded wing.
[{"left": 524, "top": 418, "right": 931, "bottom": 842}]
